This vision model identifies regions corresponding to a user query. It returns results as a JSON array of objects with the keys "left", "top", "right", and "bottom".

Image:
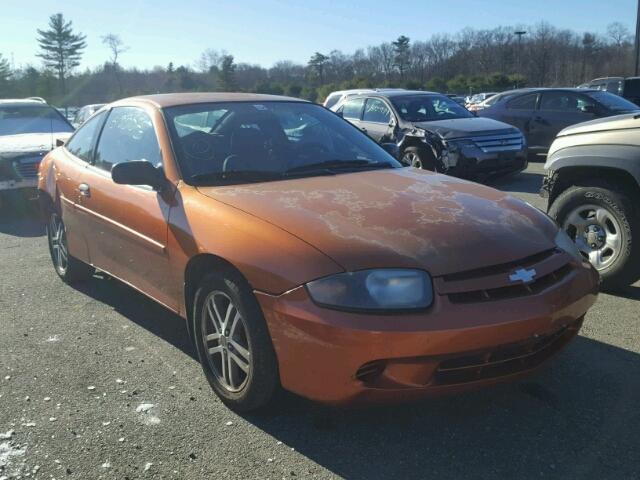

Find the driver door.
[
  {"left": 359, "top": 98, "right": 396, "bottom": 143},
  {"left": 76, "top": 106, "right": 177, "bottom": 310}
]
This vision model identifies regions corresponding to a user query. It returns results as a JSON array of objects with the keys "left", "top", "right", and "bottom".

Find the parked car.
[
  {"left": 0, "top": 98, "right": 74, "bottom": 206},
  {"left": 579, "top": 77, "right": 640, "bottom": 106},
  {"left": 478, "top": 88, "right": 640, "bottom": 157},
  {"left": 73, "top": 103, "right": 106, "bottom": 127},
  {"left": 465, "top": 92, "right": 497, "bottom": 109},
  {"left": 39, "top": 92, "right": 598, "bottom": 411},
  {"left": 446, "top": 94, "right": 467, "bottom": 106},
  {"left": 542, "top": 114, "right": 640, "bottom": 288},
  {"left": 323, "top": 88, "right": 403, "bottom": 109},
  {"left": 334, "top": 90, "right": 527, "bottom": 179}
]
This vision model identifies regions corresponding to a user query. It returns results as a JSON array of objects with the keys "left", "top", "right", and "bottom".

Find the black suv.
[{"left": 333, "top": 90, "right": 527, "bottom": 180}]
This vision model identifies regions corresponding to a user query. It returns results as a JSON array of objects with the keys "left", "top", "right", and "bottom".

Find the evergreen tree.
[
  {"left": 219, "top": 55, "right": 236, "bottom": 91},
  {"left": 0, "top": 54, "right": 10, "bottom": 82},
  {"left": 392, "top": 35, "right": 411, "bottom": 80},
  {"left": 308, "top": 52, "right": 329, "bottom": 84},
  {"left": 36, "top": 13, "right": 86, "bottom": 95}
]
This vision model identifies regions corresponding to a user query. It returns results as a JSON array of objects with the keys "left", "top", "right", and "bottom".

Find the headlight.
[
  {"left": 446, "top": 139, "right": 475, "bottom": 153},
  {"left": 306, "top": 269, "right": 433, "bottom": 312},
  {"left": 555, "top": 229, "right": 584, "bottom": 262}
]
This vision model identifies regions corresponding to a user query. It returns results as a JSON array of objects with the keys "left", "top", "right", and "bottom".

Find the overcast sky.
[{"left": 2, "top": 0, "right": 637, "bottom": 70}]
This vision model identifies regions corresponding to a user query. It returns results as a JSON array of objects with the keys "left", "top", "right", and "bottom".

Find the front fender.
[{"left": 545, "top": 144, "right": 640, "bottom": 185}]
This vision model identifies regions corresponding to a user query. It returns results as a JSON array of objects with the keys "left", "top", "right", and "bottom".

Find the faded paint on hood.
[
  {"left": 197, "top": 168, "right": 557, "bottom": 277},
  {"left": 413, "top": 117, "right": 518, "bottom": 140},
  {"left": 0, "top": 132, "right": 72, "bottom": 158}
]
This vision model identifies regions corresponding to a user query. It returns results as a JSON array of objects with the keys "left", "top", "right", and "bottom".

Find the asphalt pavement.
[{"left": 1, "top": 163, "right": 639, "bottom": 479}]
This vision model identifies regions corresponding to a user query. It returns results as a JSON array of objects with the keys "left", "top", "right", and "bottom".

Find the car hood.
[
  {"left": 0, "top": 132, "right": 71, "bottom": 158},
  {"left": 412, "top": 117, "right": 518, "bottom": 139},
  {"left": 557, "top": 112, "right": 640, "bottom": 137},
  {"left": 197, "top": 168, "right": 557, "bottom": 277}
]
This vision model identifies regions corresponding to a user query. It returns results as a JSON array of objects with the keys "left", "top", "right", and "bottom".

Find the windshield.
[
  {"left": 391, "top": 95, "right": 474, "bottom": 122},
  {"left": 164, "top": 101, "right": 400, "bottom": 185},
  {"left": 585, "top": 91, "right": 640, "bottom": 113},
  {"left": 0, "top": 105, "right": 74, "bottom": 136}
]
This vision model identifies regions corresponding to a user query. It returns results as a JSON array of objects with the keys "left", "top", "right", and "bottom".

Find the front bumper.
[
  {"left": 448, "top": 149, "right": 528, "bottom": 179},
  {"left": 256, "top": 259, "right": 598, "bottom": 405},
  {"left": 0, "top": 177, "right": 38, "bottom": 193}
]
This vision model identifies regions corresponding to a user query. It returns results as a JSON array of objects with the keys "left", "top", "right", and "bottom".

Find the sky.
[{"left": 1, "top": 0, "right": 637, "bottom": 71}]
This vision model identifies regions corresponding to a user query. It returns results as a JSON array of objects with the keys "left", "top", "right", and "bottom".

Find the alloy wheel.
[
  {"left": 48, "top": 213, "right": 69, "bottom": 274},
  {"left": 201, "top": 291, "right": 252, "bottom": 392},
  {"left": 563, "top": 203, "right": 622, "bottom": 271},
  {"left": 402, "top": 152, "right": 423, "bottom": 169}
]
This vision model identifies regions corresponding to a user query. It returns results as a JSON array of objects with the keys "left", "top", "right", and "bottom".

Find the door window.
[
  {"left": 94, "top": 107, "right": 162, "bottom": 171},
  {"left": 65, "top": 111, "right": 107, "bottom": 163},
  {"left": 362, "top": 98, "right": 391, "bottom": 123},
  {"left": 540, "top": 92, "right": 594, "bottom": 112},
  {"left": 506, "top": 93, "right": 538, "bottom": 110},
  {"left": 342, "top": 97, "right": 365, "bottom": 120}
]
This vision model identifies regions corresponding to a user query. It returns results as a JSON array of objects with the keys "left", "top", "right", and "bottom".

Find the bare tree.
[{"left": 101, "top": 34, "right": 128, "bottom": 66}]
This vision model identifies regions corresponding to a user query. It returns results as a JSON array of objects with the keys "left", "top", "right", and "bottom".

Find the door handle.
[{"left": 78, "top": 183, "right": 91, "bottom": 197}]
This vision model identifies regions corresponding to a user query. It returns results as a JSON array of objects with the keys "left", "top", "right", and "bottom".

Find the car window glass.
[
  {"left": 391, "top": 95, "right": 473, "bottom": 121},
  {"left": 540, "top": 92, "right": 593, "bottom": 112},
  {"left": 94, "top": 107, "right": 162, "bottom": 172},
  {"left": 507, "top": 93, "right": 537, "bottom": 110},
  {"left": 362, "top": 98, "right": 391, "bottom": 123},
  {"left": 65, "top": 111, "right": 106, "bottom": 162},
  {"left": 0, "top": 105, "right": 74, "bottom": 136},
  {"left": 606, "top": 81, "right": 622, "bottom": 95},
  {"left": 342, "top": 97, "right": 364, "bottom": 120},
  {"left": 164, "top": 101, "right": 399, "bottom": 183},
  {"left": 324, "top": 94, "right": 341, "bottom": 109}
]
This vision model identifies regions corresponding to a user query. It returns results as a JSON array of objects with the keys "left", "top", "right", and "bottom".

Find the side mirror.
[
  {"left": 335, "top": 110, "right": 344, "bottom": 118},
  {"left": 56, "top": 138, "right": 66, "bottom": 147},
  {"left": 111, "top": 160, "right": 166, "bottom": 191},
  {"left": 381, "top": 143, "right": 399, "bottom": 159}
]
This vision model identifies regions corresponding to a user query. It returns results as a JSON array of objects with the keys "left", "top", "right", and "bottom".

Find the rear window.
[
  {"left": 585, "top": 91, "right": 640, "bottom": 113},
  {"left": 324, "top": 93, "right": 342, "bottom": 109},
  {"left": 0, "top": 105, "right": 74, "bottom": 136}
]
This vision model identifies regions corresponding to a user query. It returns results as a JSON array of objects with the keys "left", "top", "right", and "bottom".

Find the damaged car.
[
  {"left": 0, "top": 98, "right": 74, "bottom": 206},
  {"left": 333, "top": 90, "right": 527, "bottom": 180}
]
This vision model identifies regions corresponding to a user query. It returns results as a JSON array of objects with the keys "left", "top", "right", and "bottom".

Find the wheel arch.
[{"left": 183, "top": 253, "right": 252, "bottom": 341}]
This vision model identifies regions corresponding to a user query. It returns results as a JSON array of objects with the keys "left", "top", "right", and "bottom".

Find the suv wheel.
[
  {"left": 46, "top": 211, "right": 94, "bottom": 283},
  {"left": 192, "top": 271, "right": 279, "bottom": 412},
  {"left": 549, "top": 183, "right": 640, "bottom": 289}
]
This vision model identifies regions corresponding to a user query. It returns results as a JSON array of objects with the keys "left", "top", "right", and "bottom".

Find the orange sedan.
[{"left": 38, "top": 93, "right": 599, "bottom": 411}]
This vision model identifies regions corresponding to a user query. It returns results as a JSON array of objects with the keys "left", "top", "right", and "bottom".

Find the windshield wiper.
[
  {"left": 284, "top": 159, "right": 394, "bottom": 175},
  {"left": 190, "top": 170, "right": 284, "bottom": 185}
]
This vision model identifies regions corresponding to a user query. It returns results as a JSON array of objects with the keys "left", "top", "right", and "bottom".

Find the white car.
[
  {"left": 323, "top": 88, "right": 405, "bottom": 110},
  {"left": 0, "top": 99, "right": 74, "bottom": 201}
]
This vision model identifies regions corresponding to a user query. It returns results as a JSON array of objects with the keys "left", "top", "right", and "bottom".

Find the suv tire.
[
  {"left": 549, "top": 182, "right": 640, "bottom": 289},
  {"left": 401, "top": 146, "right": 438, "bottom": 171}
]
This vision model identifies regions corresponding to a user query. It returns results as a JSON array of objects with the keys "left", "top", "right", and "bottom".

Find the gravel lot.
[{"left": 1, "top": 163, "right": 639, "bottom": 480}]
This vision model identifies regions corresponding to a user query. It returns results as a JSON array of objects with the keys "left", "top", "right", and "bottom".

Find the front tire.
[
  {"left": 401, "top": 146, "right": 438, "bottom": 171},
  {"left": 192, "top": 271, "right": 279, "bottom": 412},
  {"left": 46, "top": 211, "right": 94, "bottom": 283},
  {"left": 549, "top": 183, "right": 640, "bottom": 289}
]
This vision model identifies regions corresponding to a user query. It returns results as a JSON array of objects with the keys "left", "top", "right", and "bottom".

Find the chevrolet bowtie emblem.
[{"left": 509, "top": 268, "right": 536, "bottom": 284}]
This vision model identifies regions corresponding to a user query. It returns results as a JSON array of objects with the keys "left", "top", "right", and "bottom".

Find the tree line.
[{"left": 0, "top": 13, "right": 636, "bottom": 107}]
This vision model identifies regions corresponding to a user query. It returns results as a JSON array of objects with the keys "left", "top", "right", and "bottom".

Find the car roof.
[
  {"left": 0, "top": 98, "right": 51, "bottom": 107},
  {"left": 345, "top": 90, "right": 440, "bottom": 100},
  {"left": 114, "top": 92, "right": 307, "bottom": 108}
]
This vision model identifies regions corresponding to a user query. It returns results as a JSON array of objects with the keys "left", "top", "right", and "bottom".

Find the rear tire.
[
  {"left": 549, "top": 182, "right": 640, "bottom": 289},
  {"left": 192, "top": 271, "right": 279, "bottom": 412},
  {"left": 46, "top": 211, "right": 94, "bottom": 284}
]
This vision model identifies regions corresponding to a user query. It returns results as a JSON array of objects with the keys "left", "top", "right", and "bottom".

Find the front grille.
[
  {"left": 433, "top": 320, "right": 581, "bottom": 386},
  {"left": 470, "top": 133, "right": 524, "bottom": 153},
  {"left": 436, "top": 248, "right": 574, "bottom": 304},
  {"left": 14, "top": 159, "right": 41, "bottom": 179}
]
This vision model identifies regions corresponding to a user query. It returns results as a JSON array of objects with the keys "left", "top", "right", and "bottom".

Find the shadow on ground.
[
  {"left": 488, "top": 170, "right": 545, "bottom": 195},
  {"left": 0, "top": 199, "right": 44, "bottom": 237},
  {"left": 72, "top": 273, "right": 640, "bottom": 480}
]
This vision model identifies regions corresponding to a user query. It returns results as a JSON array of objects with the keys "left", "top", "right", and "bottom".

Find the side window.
[
  {"left": 94, "top": 107, "right": 162, "bottom": 172},
  {"left": 540, "top": 92, "right": 593, "bottom": 112},
  {"left": 607, "top": 81, "right": 622, "bottom": 95},
  {"left": 342, "top": 97, "right": 365, "bottom": 120},
  {"left": 362, "top": 98, "right": 391, "bottom": 123},
  {"left": 507, "top": 94, "right": 538, "bottom": 110},
  {"left": 324, "top": 94, "right": 342, "bottom": 109},
  {"left": 65, "top": 111, "right": 106, "bottom": 162}
]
